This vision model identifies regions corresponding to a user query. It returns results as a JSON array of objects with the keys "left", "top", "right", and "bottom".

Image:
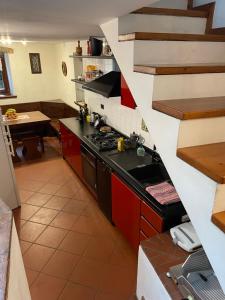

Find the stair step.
[
  {"left": 177, "top": 142, "right": 225, "bottom": 183},
  {"left": 212, "top": 212, "right": 225, "bottom": 233},
  {"left": 119, "top": 32, "right": 225, "bottom": 42},
  {"left": 132, "top": 7, "right": 208, "bottom": 18},
  {"left": 152, "top": 97, "right": 225, "bottom": 120},
  {"left": 134, "top": 63, "right": 225, "bottom": 75}
]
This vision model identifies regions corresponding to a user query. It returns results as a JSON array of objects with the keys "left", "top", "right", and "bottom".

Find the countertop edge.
[
  {"left": 141, "top": 232, "right": 188, "bottom": 300},
  {"left": 0, "top": 199, "right": 12, "bottom": 300}
]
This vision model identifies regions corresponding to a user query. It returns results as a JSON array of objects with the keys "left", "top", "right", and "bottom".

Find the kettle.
[{"left": 129, "top": 132, "right": 140, "bottom": 148}]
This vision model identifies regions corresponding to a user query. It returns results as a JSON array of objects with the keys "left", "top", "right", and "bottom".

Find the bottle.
[
  {"left": 137, "top": 144, "right": 145, "bottom": 157},
  {"left": 87, "top": 40, "right": 91, "bottom": 56},
  {"left": 75, "top": 40, "right": 82, "bottom": 56},
  {"left": 117, "top": 137, "right": 125, "bottom": 152}
]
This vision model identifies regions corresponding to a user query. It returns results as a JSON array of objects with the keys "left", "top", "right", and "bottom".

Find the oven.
[{"left": 81, "top": 144, "right": 97, "bottom": 196}]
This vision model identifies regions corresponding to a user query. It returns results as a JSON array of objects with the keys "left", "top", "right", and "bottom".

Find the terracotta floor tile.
[
  {"left": 26, "top": 193, "right": 52, "bottom": 206},
  {"left": 20, "top": 240, "right": 32, "bottom": 255},
  {"left": 59, "top": 231, "right": 90, "bottom": 255},
  {"left": 30, "top": 207, "right": 59, "bottom": 225},
  {"left": 20, "top": 204, "right": 40, "bottom": 220},
  {"left": 95, "top": 291, "right": 130, "bottom": 300},
  {"left": 59, "top": 282, "right": 96, "bottom": 300},
  {"left": 48, "top": 174, "right": 71, "bottom": 186},
  {"left": 71, "top": 215, "right": 98, "bottom": 235},
  {"left": 44, "top": 195, "right": 70, "bottom": 210},
  {"left": 55, "top": 184, "right": 76, "bottom": 198},
  {"left": 109, "top": 245, "right": 137, "bottom": 269},
  {"left": 25, "top": 268, "right": 39, "bottom": 287},
  {"left": 99, "top": 264, "right": 137, "bottom": 296},
  {"left": 18, "top": 179, "right": 45, "bottom": 192},
  {"left": 39, "top": 183, "right": 61, "bottom": 195},
  {"left": 19, "top": 190, "right": 34, "bottom": 203},
  {"left": 23, "top": 243, "right": 55, "bottom": 271},
  {"left": 42, "top": 249, "right": 80, "bottom": 279},
  {"left": 20, "top": 221, "right": 46, "bottom": 243},
  {"left": 30, "top": 273, "right": 66, "bottom": 300},
  {"left": 84, "top": 237, "right": 115, "bottom": 263},
  {"left": 62, "top": 199, "right": 87, "bottom": 215},
  {"left": 50, "top": 212, "right": 78, "bottom": 230},
  {"left": 70, "top": 257, "right": 106, "bottom": 290},
  {"left": 36, "top": 226, "right": 67, "bottom": 248}
]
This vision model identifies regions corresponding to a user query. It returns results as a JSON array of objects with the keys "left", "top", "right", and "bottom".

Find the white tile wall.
[{"left": 81, "top": 58, "right": 154, "bottom": 148}]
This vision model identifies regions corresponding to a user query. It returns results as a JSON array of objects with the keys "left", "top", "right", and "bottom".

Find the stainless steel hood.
[{"left": 83, "top": 71, "right": 121, "bottom": 98}]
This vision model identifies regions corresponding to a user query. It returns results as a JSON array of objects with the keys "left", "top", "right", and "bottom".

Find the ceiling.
[{"left": 0, "top": 0, "right": 155, "bottom": 41}]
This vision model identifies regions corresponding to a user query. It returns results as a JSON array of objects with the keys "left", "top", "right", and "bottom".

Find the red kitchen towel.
[{"left": 146, "top": 181, "right": 180, "bottom": 205}]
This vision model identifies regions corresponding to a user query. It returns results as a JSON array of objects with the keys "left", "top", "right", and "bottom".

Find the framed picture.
[{"left": 29, "top": 53, "right": 42, "bottom": 74}]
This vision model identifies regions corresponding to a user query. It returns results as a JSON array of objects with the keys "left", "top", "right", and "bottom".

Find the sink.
[{"left": 128, "top": 163, "right": 169, "bottom": 186}]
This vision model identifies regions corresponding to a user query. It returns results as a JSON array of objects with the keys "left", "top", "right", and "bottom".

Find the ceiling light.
[
  {"left": 6, "top": 36, "right": 12, "bottom": 45},
  {"left": 21, "top": 40, "right": 27, "bottom": 46},
  {"left": 1, "top": 37, "right": 7, "bottom": 45}
]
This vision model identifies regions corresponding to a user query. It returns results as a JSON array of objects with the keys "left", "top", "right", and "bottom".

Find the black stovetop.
[{"left": 84, "top": 131, "right": 122, "bottom": 151}]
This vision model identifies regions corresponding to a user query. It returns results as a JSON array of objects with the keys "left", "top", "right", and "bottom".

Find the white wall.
[
  {"left": 194, "top": 0, "right": 225, "bottom": 28},
  {"left": 149, "top": 0, "right": 187, "bottom": 9},
  {"left": 1, "top": 42, "right": 62, "bottom": 105}
]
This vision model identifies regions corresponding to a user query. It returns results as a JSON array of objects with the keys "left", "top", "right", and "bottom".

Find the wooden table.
[{"left": 3, "top": 111, "right": 50, "bottom": 154}]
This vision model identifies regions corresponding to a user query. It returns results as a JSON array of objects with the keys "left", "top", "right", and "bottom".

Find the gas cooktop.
[{"left": 84, "top": 131, "right": 121, "bottom": 151}]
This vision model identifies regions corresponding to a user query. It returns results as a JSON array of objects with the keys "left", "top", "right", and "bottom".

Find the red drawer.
[
  {"left": 141, "top": 201, "right": 164, "bottom": 232},
  {"left": 139, "top": 230, "right": 148, "bottom": 242},
  {"left": 140, "top": 216, "right": 158, "bottom": 238}
]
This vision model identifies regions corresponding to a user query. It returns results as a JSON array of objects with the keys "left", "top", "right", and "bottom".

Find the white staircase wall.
[
  {"left": 153, "top": 73, "right": 225, "bottom": 100},
  {"left": 149, "top": 0, "right": 188, "bottom": 9},
  {"left": 178, "top": 117, "right": 225, "bottom": 147},
  {"left": 101, "top": 17, "right": 225, "bottom": 292},
  {"left": 133, "top": 41, "right": 225, "bottom": 65},
  {"left": 194, "top": 0, "right": 225, "bottom": 28},
  {"left": 119, "top": 14, "right": 206, "bottom": 35}
]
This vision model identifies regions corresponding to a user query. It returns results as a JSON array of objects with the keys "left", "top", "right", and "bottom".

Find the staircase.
[{"left": 101, "top": 0, "right": 225, "bottom": 293}]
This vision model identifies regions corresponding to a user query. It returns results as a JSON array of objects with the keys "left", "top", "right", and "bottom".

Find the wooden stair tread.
[
  {"left": 119, "top": 32, "right": 225, "bottom": 42},
  {"left": 177, "top": 142, "right": 225, "bottom": 183},
  {"left": 212, "top": 212, "right": 225, "bottom": 233},
  {"left": 132, "top": 7, "right": 208, "bottom": 18},
  {"left": 134, "top": 63, "right": 225, "bottom": 75},
  {"left": 152, "top": 97, "right": 225, "bottom": 120}
]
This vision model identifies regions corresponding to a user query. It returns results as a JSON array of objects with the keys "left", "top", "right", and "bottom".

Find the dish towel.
[{"left": 146, "top": 181, "right": 180, "bottom": 205}]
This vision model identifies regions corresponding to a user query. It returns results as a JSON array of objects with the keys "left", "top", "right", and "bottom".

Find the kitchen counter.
[
  {"left": 0, "top": 199, "right": 12, "bottom": 300},
  {"left": 60, "top": 117, "right": 186, "bottom": 227},
  {"left": 141, "top": 232, "right": 188, "bottom": 300}
]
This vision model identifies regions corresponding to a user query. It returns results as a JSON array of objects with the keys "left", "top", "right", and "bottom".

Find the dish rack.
[{"left": 169, "top": 249, "right": 225, "bottom": 300}]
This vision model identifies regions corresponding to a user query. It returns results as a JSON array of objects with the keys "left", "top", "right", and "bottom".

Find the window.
[{"left": 0, "top": 53, "right": 10, "bottom": 95}]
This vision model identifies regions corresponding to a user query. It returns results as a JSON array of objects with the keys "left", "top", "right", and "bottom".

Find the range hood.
[{"left": 83, "top": 71, "right": 121, "bottom": 98}]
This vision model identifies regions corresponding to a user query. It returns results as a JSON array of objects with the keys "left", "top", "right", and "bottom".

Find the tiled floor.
[{"left": 13, "top": 138, "right": 138, "bottom": 300}]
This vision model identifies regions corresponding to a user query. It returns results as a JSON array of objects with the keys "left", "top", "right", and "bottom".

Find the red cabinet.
[
  {"left": 112, "top": 173, "right": 140, "bottom": 251},
  {"left": 60, "top": 123, "right": 83, "bottom": 179},
  {"left": 121, "top": 74, "right": 136, "bottom": 109}
]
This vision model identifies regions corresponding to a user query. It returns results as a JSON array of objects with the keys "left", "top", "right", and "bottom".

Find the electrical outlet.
[
  {"left": 101, "top": 104, "right": 104, "bottom": 110},
  {"left": 141, "top": 119, "right": 149, "bottom": 132}
]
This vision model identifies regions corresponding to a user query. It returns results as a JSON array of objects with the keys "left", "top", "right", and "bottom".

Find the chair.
[{"left": 22, "top": 136, "right": 42, "bottom": 160}]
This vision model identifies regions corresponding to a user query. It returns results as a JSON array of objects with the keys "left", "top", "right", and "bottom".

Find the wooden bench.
[{"left": 1, "top": 100, "right": 79, "bottom": 139}]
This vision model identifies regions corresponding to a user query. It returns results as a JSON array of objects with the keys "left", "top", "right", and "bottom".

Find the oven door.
[{"left": 81, "top": 144, "right": 97, "bottom": 196}]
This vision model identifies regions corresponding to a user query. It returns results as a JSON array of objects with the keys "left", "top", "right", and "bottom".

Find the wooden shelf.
[
  {"left": 119, "top": 32, "right": 225, "bottom": 42},
  {"left": 69, "top": 55, "right": 114, "bottom": 59},
  {"left": 152, "top": 97, "right": 225, "bottom": 120},
  {"left": 74, "top": 101, "right": 86, "bottom": 108},
  {"left": 134, "top": 63, "right": 225, "bottom": 75},
  {"left": 177, "top": 142, "right": 225, "bottom": 183},
  {"left": 131, "top": 7, "right": 208, "bottom": 18},
  {"left": 212, "top": 211, "right": 225, "bottom": 233}
]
